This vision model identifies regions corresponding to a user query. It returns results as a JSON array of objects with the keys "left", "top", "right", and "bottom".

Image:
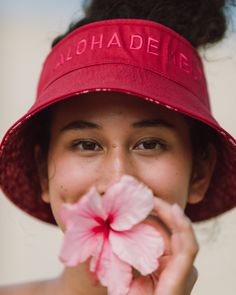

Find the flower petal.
[
  {"left": 90, "top": 240, "right": 132, "bottom": 295},
  {"left": 103, "top": 175, "right": 154, "bottom": 231},
  {"left": 59, "top": 187, "right": 107, "bottom": 267},
  {"left": 110, "top": 223, "right": 164, "bottom": 275},
  {"left": 59, "top": 219, "right": 103, "bottom": 267},
  {"left": 61, "top": 187, "right": 106, "bottom": 230}
]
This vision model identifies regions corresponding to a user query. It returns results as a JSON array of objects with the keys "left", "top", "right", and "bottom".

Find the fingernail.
[{"left": 172, "top": 203, "right": 184, "bottom": 219}]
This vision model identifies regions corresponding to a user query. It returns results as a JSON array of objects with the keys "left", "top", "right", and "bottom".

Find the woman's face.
[{"left": 40, "top": 92, "right": 198, "bottom": 227}]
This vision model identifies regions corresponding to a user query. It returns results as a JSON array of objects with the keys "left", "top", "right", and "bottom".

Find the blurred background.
[{"left": 0, "top": 0, "right": 236, "bottom": 294}]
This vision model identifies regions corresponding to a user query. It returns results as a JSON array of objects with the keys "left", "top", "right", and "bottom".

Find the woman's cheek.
[
  {"left": 47, "top": 157, "right": 99, "bottom": 229},
  {"left": 140, "top": 168, "right": 189, "bottom": 208},
  {"left": 49, "top": 155, "right": 97, "bottom": 199}
]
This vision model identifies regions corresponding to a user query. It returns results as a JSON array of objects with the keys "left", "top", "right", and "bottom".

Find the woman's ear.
[
  {"left": 188, "top": 144, "right": 217, "bottom": 204},
  {"left": 34, "top": 145, "right": 50, "bottom": 203}
]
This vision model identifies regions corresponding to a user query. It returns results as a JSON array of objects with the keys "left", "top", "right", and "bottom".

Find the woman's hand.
[{"left": 128, "top": 198, "right": 199, "bottom": 295}]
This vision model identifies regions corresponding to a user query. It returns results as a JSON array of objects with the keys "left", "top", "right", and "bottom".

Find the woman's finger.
[
  {"left": 153, "top": 198, "right": 199, "bottom": 257},
  {"left": 151, "top": 198, "right": 199, "bottom": 295},
  {"left": 127, "top": 275, "right": 154, "bottom": 295}
]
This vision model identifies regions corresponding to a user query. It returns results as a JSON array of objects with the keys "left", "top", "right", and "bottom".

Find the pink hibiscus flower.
[{"left": 59, "top": 175, "right": 164, "bottom": 295}]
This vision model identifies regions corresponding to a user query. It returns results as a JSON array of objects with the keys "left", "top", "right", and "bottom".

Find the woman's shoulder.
[{"left": 0, "top": 279, "right": 55, "bottom": 295}]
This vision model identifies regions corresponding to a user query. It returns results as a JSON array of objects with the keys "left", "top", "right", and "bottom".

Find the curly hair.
[{"left": 52, "top": 0, "right": 235, "bottom": 48}]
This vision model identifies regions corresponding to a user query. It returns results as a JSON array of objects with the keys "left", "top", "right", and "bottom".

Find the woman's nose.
[{"left": 96, "top": 148, "right": 135, "bottom": 195}]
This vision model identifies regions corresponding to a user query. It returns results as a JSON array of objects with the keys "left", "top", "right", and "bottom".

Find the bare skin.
[{"left": 0, "top": 92, "right": 216, "bottom": 295}]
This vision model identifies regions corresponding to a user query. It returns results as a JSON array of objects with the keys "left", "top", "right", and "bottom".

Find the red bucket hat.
[{"left": 0, "top": 19, "right": 235, "bottom": 224}]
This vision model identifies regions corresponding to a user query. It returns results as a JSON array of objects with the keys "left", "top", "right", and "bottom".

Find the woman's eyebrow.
[
  {"left": 60, "top": 120, "right": 102, "bottom": 132},
  {"left": 132, "top": 119, "right": 175, "bottom": 129}
]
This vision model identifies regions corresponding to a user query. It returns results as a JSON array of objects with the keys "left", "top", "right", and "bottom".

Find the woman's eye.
[
  {"left": 134, "top": 139, "right": 166, "bottom": 150},
  {"left": 71, "top": 140, "right": 102, "bottom": 151}
]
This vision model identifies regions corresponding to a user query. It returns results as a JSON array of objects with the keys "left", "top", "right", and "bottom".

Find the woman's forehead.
[{"left": 52, "top": 92, "right": 185, "bottom": 123}]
